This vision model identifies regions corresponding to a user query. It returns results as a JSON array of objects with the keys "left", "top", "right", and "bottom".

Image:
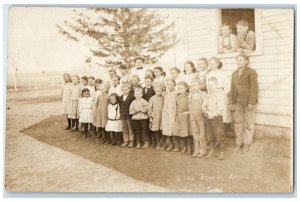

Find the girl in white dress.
[
  {"left": 61, "top": 73, "right": 72, "bottom": 130},
  {"left": 105, "top": 93, "right": 123, "bottom": 146},
  {"left": 79, "top": 88, "right": 94, "bottom": 138}
]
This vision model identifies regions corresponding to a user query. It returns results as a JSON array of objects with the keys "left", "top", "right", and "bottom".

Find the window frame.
[{"left": 216, "top": 9, "right": 263, "bottom": 58}]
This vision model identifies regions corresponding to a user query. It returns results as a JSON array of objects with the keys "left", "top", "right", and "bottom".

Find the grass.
[{"left": 22, "top": 115, "right": 293, "bottom": 192}]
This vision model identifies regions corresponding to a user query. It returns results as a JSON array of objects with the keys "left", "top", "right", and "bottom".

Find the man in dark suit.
[{"left": 229, "top": 53, "right": 258, "bottom": 153}]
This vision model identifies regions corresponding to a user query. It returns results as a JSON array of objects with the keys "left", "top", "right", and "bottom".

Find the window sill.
[{"left": 216, "top": 51, "right": 263, "bottom": 59}]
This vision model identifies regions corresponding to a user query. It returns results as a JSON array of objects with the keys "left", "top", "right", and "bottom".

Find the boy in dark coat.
[{"left": 229, "top": 53, "right": 258, "bottom": 153}]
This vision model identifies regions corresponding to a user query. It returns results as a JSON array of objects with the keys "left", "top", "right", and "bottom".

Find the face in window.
[
  {"left": 221, "top": 25, "right": 231, "bottom": 37},
  {"left": 236, "top": 56, "right": 249, "bottom": 68},
  {"left": 236, "top": 25, "right": 248, "bottom": 35}
]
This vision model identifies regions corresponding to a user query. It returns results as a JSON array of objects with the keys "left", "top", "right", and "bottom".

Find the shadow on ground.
[{"left": 22, "top": 115, "right": 292, "bottom": 192}]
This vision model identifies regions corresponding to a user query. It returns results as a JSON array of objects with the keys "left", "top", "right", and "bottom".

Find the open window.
[{"left": 217, "top": 9, "right": 262, "bottom": 57}]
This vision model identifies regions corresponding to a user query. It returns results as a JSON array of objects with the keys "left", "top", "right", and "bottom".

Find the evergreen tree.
[{"left": 57, "top": 8, "right": 178, "bottom": 69}]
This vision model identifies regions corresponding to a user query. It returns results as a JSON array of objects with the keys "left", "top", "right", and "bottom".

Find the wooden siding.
[{"left": 182, "top": 9, "right": 294, "bottom": 128}]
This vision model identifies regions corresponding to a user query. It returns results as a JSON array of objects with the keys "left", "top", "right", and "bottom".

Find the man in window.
[{"left": 236, "top": 20, "right": 256, "bottom": 54}]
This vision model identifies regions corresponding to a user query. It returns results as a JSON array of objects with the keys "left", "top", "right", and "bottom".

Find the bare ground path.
[{"left": 5, "top": 96, "right": 167, "bottom": 192}]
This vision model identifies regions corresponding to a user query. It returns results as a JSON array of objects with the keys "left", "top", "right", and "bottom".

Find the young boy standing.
[
  {"left": 129, "top": 87, "right": 150, "bottom": 149},
  {"left": 119, "top": 83, "right": 136, "bottom": 147},
  {"left": 202, "top": 77, "right": 227, "bottom": 160}
]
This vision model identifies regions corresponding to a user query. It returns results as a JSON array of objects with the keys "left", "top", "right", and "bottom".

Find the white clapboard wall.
[{"left": 181, "top": 8, "right": 294, "bottom": 128}]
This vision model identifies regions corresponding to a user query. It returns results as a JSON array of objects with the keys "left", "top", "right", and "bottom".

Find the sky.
[
  {"left": 6, "top": 7, "right": 185, "bottom": 75},
  {"left": 6, "top": 7, "right": 96, "bottom": 74}
]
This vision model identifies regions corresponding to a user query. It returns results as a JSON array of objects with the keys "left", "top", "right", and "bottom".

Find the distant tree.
[{"left": 57, "top": 8, "right": 178, "bottom": 69}]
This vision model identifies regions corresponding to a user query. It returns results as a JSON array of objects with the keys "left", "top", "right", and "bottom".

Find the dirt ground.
[{"left": 5, "top": 91, "right": 293, "bottom": 193}]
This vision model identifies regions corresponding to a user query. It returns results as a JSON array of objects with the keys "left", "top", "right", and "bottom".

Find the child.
[
  {"left": 197, "top": 57, "right": 210, "bottom": 91},
  {"left": 119, "top": 82, "right": 136, "bottom": 147},
  {"left": 153, "top": 66, "right": 166, "bottom": 84},
  {"left": 170, "top": 67, "right": 182, "bottom": 84},
  {"left": 93, "top": 84, "right": 109, "bottom": 143},
  {"left": 206, "top": 57, "right": 231, "bottom": 124},
  {"left": 105, "top": 69, "right": 117, "bottom": 90},
  {"left": 94, "top": 79, "right": 103, "bottom": 100},
  {"left": 79, "top": 88, "right": 94, "bottom": 138},
  {"left": 105, "top": 93, "right": 123, "bottom": 146},
  {"left": 218, "top": 23, "right": 236, "bottom": 54},
  {"left": 108, "top": 75, "right": 122, "bottom": 96},
  {"left": 143, "top": 75, "right": 155, "bottom": 102},
  {"left": 161, "top": 78, "right": 177, "bottom": 151},
  {"left": 229, "top": 53, "right": 258, "bottom": 153},
  {"left": 202, "top": 77, "right": 227, "bottom": 160},
  {"left": 69, "top": 75, "right": 81, "bottom": 131},
  {"left": 182, "top": 61, "right": 198, "bottom": 85},
  {"left": 87, "top": 76, "right": 96, "bottom": 99},
  {"left": 61, "top": 73, "right": 72, "bottom": 130},
  {"left": 145, "top": 69, "right": 155, "bottom": 79},
  {"left": 118, "top": 64, "right": 130, "bottom": 84},
  {"left": 148, "top": 83, "right": 164, "bottom": 150},
  {"left": 188, "top": 78, "right": 207, "bottom": 158},
  {"left": 129, "top": 74, "right": 141, "bottom": 94},
  {"left": 172, "top": 81, "right": 191, "bottom": 154},
  {"left": 92, "top": 79, "right": 103, "bottom": 136},
  {"left": 236, "top": 20, "right": 256, "bottom": 54},
  {"left": 87, "top": 76, "right": 96, "bottom": 133},
  {"left": 129, "top": 87, "right": 150, "bottom": 149},
  {"left": 80, "top": 76, "right": 89, "bottom": 89}
]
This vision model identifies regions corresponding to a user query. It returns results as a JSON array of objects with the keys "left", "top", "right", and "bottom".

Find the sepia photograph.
[{"left": 4, "top": 6, "right": 294, "bottom": 193}]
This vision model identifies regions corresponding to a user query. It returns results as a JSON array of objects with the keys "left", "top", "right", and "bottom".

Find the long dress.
[
  {"left": 69, "top": 83, "right": 81, "bottom": 119},
  {"left": 105, "top": 103, "right": 122, "bottom": 132},
  {"left": 206, "top": 69, "right": 232, "bottom": 123},
  {"left": 161, "top": 90, "right": 177, "bottom": 136},
  {"left": 61, "top": 82, "right": 72, "bottom": 115},
  {"left": 172, "top": 93, "right": 190, "bottom": 137},
  {"left": 93, "top": 94, "right": 109, "bottom": 128},
  {"left": 79, "top": 97, "right": 94, "bottom": 123},
  {"left": 148, "top": 94, "right": 164, "bottom": 131}
]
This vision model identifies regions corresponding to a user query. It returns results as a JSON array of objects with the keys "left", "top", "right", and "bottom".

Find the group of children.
[{"left": 61, "top": 56, "right": 236, "bottom": 161}]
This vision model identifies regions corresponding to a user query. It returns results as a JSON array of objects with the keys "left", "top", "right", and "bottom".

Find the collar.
[
  {"left": 110, "top": 102, "right": 118, "bottom": 106},
  {"left": 136, "top": 67, "right": 143, "bottom": 70}
]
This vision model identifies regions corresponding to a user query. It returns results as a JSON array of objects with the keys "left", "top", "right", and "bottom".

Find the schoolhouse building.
[{"left": 159, "top": 8, "right": 294, "bottom": 136}]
